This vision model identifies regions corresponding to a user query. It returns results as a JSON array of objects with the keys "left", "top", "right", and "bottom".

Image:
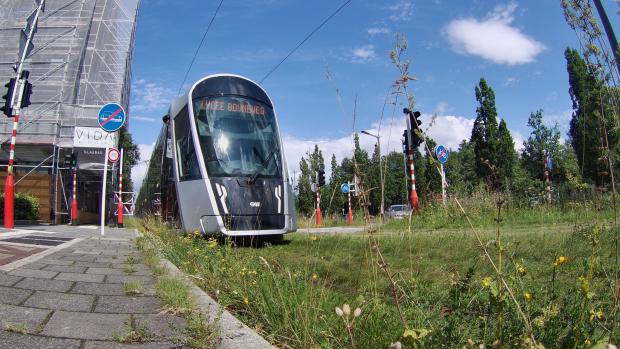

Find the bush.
[{"left": 0, "top": 193, "right": 40, "bottom": 220}]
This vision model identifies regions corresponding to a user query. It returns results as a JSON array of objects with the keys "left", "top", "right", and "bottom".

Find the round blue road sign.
[
  {"left": 341, "top": 183, "right": 350, "bottom": 194},
  {"left": 435, "top": 145, "right": 449, "bottom": 164},
  {"left": 98, "top": 103, "right": 126, "bottom": 133}
]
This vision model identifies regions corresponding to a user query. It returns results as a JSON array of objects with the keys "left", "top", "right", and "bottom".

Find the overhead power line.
[
  {"left": 177, "top": 0, "right": 225, "bottom": 96},
  {"left": 259, "top": 0, "right": 353, "bottom": 84}
]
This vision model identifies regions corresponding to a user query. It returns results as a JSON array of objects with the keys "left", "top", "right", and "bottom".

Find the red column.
[{"left": 4, "top": 114, "right": 20, "bottom": 229}]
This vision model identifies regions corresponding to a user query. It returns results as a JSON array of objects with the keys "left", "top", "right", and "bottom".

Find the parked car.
[{"left": 386, "top": 204, "right": 412, "bottom": 219}]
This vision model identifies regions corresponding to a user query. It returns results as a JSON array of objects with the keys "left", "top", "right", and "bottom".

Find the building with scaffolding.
[{"left": 0, "top": 0, "right": 140, "bottom": 223}]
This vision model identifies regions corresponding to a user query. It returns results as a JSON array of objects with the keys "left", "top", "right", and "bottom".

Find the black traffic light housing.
[
  {"left": 317, "top": 170, "right": 326, "bottom": 187},
  {"left": 403, "top": 108, "right": 423, "bottom": 148},
  {"left": 402, "top": 129, "right": 410, "bottom": 154},
  {"left": 21, "top": 80, "right": 32, "bottom": 108},
  {"left": 65, "top": 153, "right": 77, "bottom": 169},
  {"left": 1, "top": 78, "right": 16, "bottom": 117}
]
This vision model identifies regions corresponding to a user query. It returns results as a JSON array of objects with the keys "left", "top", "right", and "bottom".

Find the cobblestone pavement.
[{"left": 0, "top": 225, "right": 186, "bottom": 349}]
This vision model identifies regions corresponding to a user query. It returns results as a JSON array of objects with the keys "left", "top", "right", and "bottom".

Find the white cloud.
[
  {"left": 131, "top": 80, "right": 175, "bottom": 114},
  {"left": 131, "top": 115, "right": 159, "bottom": 123},
  {"left": 434, "top": 101, "right": 451, "bottom": 114},
  {"left": 367, "top": 27, "right": 391, "bottom": 35},
  {"left": 388, "top": 0, "right": 414, "bottom": 21},
  {"left": 131, "top": 143, "right": 154, "bottom": 192},
  {"left": 350, "top": 45, "right": 376, "bottom": 63},
  {"left": 504, "top": 77, "right": 519, "bottom": 86},
  {"left": 444, "top": 2, "right": 546, "bottom": 65}
]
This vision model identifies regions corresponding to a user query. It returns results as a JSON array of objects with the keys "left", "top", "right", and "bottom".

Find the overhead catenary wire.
[
  {"left": 177, "top": 0, "right": 225, "bottom": 96},
  {"left": 259, "top": 0, "right": 353, "bottom": 84}
]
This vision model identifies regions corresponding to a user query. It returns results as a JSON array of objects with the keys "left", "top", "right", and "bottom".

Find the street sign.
[
  {"left": 108, "top": 147, "right": 120, "bottom": 163},
  {"left": 341, "top": 183, "right": 350, "bottom": 194},
  {"left": 435, "top": 145, "right": 449, "bottom": 164},
  {"left": 98, "top": 103, "right": 126, "bottom": 133}
]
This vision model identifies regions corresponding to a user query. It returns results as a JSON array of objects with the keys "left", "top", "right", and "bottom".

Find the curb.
[{"left": 134, "top": 230, "right": 275, "bottom": 349}]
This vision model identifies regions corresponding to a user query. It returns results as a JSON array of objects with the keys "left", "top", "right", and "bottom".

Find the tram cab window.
[
  {"left": 193, "top": 96, "right": 282, "bottom": 179},
  {"left": 173, "top": 106, "right": 201, "bottom": 181}
]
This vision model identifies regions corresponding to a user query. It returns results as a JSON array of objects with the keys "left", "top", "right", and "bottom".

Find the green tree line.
[{"left": 295, "top": 47, "right": 618, "bottom": 216}]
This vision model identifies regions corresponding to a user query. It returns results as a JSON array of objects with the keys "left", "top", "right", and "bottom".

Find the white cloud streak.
[
  {"left": 444, "top": 2, "right": 545, "bottom": 65},
  {"left": 350, "top": 45, "right": 376, "bottom": 63},
  {"left": 131, "top": 80, "right": 175, "bottom": 114},
  {"left": 388, "top": 0, "right": 414, "bottom": 21}
]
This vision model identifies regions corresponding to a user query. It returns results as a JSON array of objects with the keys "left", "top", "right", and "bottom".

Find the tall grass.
[{"left": 137, "top": 200, "right": 619, "bottom": 348}]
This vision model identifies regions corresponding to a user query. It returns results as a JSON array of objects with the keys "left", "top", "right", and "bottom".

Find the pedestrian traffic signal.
[
  {"left": 20, "top": 80, "right": 32, "bottom": 108},
  {"left": 1, "top": 78, "right": 16, "bottom": 117},
  {"left": 317, "top": 170, "right": 325, "bottom": 187}
]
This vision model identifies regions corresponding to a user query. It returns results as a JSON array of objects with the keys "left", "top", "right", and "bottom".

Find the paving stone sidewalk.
[{"left": 0, "top": 226, "right": 187, "bottom": 349}]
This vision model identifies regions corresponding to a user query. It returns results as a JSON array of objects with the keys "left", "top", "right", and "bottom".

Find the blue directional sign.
[
  {"left": 435, "top": 145, "right": 449, "bottom": 164},
  {"left": 98, "top": 103, "right": 126, "bottom": 133},
  {"left": 341, "top": 183, "right": 350, "bottom": 194}
]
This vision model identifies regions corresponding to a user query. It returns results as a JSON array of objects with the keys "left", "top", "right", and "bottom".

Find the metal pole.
[
  {"left": 71, "top": 164, "right": 77, "bottom": 225},
  {"left": 3, "top": 0, "right": 45, "bottom": 229},
  {"left": 378, "top": 138, "right": 384, "bottom": 222},
  {"left": 100, "top": 147, "right": 109, "bottom": 236},
  {"left": 347, "top": 184, "right": 353, "bottom": 225},
  {"left": 441, "top": 163, "right": 446, "bottom": 205},
  {"left": 117, "top": 148, "right": 124, "bottom": 227}
]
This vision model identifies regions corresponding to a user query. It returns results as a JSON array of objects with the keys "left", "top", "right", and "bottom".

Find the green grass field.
[{"left": 137, "top": 200, "right": 620, "bottom": 348}]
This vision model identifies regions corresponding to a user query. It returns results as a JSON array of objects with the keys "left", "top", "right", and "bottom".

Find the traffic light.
[
  {"left": 317, "top": 170, "right": 325, "bottom": 187},
  {"left": 65, "top": 153, "right": 77, "bottom": 169},
  {"left": 20, "top": 80, "right": 32, "bottom": 108},
  {"left": 402, "top": 129, "right": 410, "bottom": 154},
  {"left": 1, "top": 78, "right": 16, "bottom": 117},
  {"left": 404, "top": 108, "right": 422, "bottom": 129},
  {"left": 411, "top": 129, "right": 423, "bottom": 148}
]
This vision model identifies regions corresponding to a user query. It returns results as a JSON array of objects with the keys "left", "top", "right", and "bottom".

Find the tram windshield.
[{"left": 193, "top": 96, "right": 282, "bottom": 178}]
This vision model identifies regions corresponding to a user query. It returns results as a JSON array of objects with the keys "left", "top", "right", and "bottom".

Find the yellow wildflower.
[
  {"left": 207, "top": 239, "right": 218, "bottom": 248},
  {"left": 482, "top": 276, "right": 492, "bottom": 288},
  {"left": 516, "top": 264, "right": 526, "bottom": 275},
  {"left": 309, "top": 236, "right": 318, "bottom": 241},
  {"left": 312, "top": 273, "right": 319, "bottom": 281},
  {"left": 553, "top": 256, "right": 568, "bottom": 267},
  {"left": 243, "top": 296, "right": 249, "bottom": 305},
  {"left": 584, "top": 339, "right": 592, "bottom": 346},
  {"left": 524, "top": 292, "right": 532, "bottom": 302},
  {"left": 589, "top": 308, "right": 603, "bottom": 322}
]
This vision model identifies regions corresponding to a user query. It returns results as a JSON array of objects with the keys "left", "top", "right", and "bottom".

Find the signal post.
[
  {"left": 403, "top": 108, "right": 422, "bottom": 212},
  {"left": 315, "top": 170, "right": 325, "bottom": 226}
]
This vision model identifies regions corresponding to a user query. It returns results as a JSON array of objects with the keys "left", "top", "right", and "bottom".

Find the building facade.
[{"left": 0, "top": 0, "right": 139, "bottom": 223}]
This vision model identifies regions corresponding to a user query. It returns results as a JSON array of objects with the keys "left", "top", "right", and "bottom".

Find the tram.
[{"left": 137, "top": 74, "right": 297, "bottom": 237}]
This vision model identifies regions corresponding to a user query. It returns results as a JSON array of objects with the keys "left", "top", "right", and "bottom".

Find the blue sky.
[{"left": 129, "top": 0, "right": 619, "bottom": 187}]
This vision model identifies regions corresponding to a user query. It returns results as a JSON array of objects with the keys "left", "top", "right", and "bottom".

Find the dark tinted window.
[{"left": 173, "top": 106, "right": 201, "bottom": 181}]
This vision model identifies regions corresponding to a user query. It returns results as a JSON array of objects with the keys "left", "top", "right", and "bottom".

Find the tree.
[
  {"left": 422, "top": 137, "right": 441, "bottom": 201},
  {"left": 118, "top": 126, "right": 140, "bottom": 192},
  {"left": 495, "top": 119, "right": 517, "bottom": 187},
  {"left": 296, "top": 156, "right": 314, "bottom": 215},
  {"left": 445, "top": 140, "right": 478, "bottom": 194},
  {"left": 470, "top": 78, "right": 499, "bottom": 183},
  {"left": 383, "top": 151, "right": 408, "bottom": 206},
  {"left": 521, "top": 110, "right": 561, "bottom": 182},
  {"left": 565, "top": 47, "right": 618, "bottom": 186},
  {"left": 368, "top": 143, "right": 381, "bottom": 214}
]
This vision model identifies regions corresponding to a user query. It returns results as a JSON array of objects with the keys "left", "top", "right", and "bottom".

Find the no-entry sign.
[{"left": 108, "top": 148, "right": 120, "bottom": 163}]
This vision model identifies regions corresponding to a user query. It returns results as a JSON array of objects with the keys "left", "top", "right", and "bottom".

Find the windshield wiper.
[{"left": 248, "top": 146, "right": 279, "bottom": 184}]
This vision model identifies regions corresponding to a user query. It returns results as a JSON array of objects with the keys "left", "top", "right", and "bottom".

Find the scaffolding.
[{"left": 0, "top": 0, "right": 140, "bottom": 223}]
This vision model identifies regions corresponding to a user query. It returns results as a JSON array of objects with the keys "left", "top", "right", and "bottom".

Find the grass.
[
  {"left": 4, "top": 323, "right": 29, "bottom": 334},
  {"left": 123, "top": 281, "right": 142, "bottom": 295},
  {"left": 137, "top": 197, "right": 620, "bottom": 348},
  {"left": 112, "top": 319, "right": 151, "bottom": 343},
  {"left": 156, "top": 277, "right": 194, "bottom": 314}
]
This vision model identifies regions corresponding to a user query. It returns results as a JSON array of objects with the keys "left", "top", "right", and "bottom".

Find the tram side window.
[{"left": 173, "top": 107, "right": 201, "bottom": 181}]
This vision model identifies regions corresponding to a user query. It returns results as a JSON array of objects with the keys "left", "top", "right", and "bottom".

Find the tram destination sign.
[{"left": 98, "top": 103, "right": 126, "bottom": 132}]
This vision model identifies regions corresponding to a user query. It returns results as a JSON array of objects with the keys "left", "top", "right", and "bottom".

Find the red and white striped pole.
[
  {"left": 4, "top": 112, "right": 20, "bottom": 229},
  {"left": 71, "top": 168, "right": 77, "bottom": 225},
  {"left": 117, "top": 148, "right": 124, "bottom": 227},
  {"left": 315, "top": 189, "right": 321, "bottom": 226},
  {"left": 347, "top": 186, "right": 353, "bottom": 224},
  {"left": 408, "top": 153, "right": 419, "bottom": 212}
]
